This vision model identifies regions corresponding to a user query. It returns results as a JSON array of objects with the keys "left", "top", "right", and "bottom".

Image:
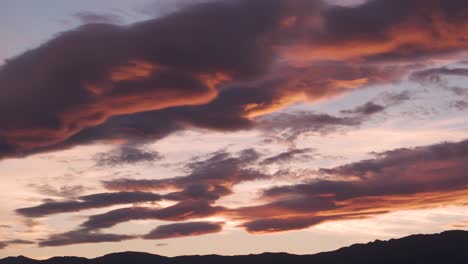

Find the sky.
[{"left": 0, "top": 0, "right": 468, "bottom": 259}]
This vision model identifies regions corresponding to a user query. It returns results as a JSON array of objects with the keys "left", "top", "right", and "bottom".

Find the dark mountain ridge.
[{"left": 2, "top": 230, "right": 468, "bottom": 264}]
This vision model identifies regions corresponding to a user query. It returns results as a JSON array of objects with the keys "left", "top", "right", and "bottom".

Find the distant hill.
[{"left": 2, "top": 230, "right": 468, "bottom": 264}]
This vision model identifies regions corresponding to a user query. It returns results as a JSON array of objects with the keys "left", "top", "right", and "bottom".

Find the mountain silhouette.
[{"left": 2, "top": 230, "right": 467, "bottom": 264}]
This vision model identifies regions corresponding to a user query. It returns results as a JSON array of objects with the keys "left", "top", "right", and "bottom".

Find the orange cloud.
[
  {"left": 235, "top": 139, "right": 468, "bottom": 233},
  {"left": 1, "top": 0, "right": 467, "bottom": 161}
]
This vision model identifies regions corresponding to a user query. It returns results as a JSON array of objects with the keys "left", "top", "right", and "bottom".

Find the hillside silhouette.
[{"left": 2, "top": 230, "right": 467, "bottom": 264}]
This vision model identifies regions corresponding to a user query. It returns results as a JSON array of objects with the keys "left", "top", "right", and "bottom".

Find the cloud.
[
  {"left": 256, "top": 90, "right": 413, "bottom": 141},
  {"left": 102, "top": 149, "right": 265, "bottom": 192},
  {"left": 451, "top": 100, "right": 468, "bottom": 110},
  {"left": 92, "top": 149, "right": 263, "bottom": 227},
  {"left": 0, "top": 239, "right": 34, "bottom": 250},
  {"left": 241, "top": 217, "right": 326, "bottom": 234},
  {"left": 19, "top": 139, "right": 468, "bottom": 244},
  {"left": 234, "top": 139, "right": 468, "bottom": 233},
  {"left": 82, "top": 201, "right": 225, "bottom": 230},
  {"left": 16, "top": 192, "right": 162, "bottom": 217},
  {"left": 1, "top": 0, "right": 465, "bottom": 160},
  {"left": 410, "top": 66, "right": 468, "bottom": 102},
  {"left": 163, "top": 184, "right": 232, "bottom": 202},
  {"left": 450, "top": 220, "right": 468, "bottom": 229},
  {"left": 94, "top": 144, "right": 164, "bottom": 167},
  {"left": 282, "top": 0, "right": 468, "bottom": 62},
  {"left": 74, "top": 11, "right": 124, "bottom": 25},
  {"left": 0, "top": 0, "right": 278, "bottom": 159},
  {"left": 38, "top": 229, "right": 136, "bottom": 247},
  {"left": 379, "top": 90, "right": 413, "bottom": 106},
  {"left": 261, "top": 148, "right": 315, "bottom": 165},
  {"left": 38, "top": 149, "right": 260, "bottom": 230},
  {"left": 39, "top": 222, "right": 222, "bottom": 247},
  {"left": 143, "top": 221, "right": 223, "bottom": 239},
  {"left": 340, "top": 102, "right": 385, "bottom": 115},
  {"left": 17, "top": 149, "right": 260, "bottom": 232},
  {"left": 145, "top": 0, "right": 220, "bottom": 17},
  {"left": 31, "top": 184, "right": 86, "bottom": 198},
  {"left": 411, "top": 67, "right": 468, "bottom": 85},
  {"left": 31, "top": 149, "right": 260, "bottom": 230},
  {"left": 257, "top": 111, "right": 362, "bottom": 140}
]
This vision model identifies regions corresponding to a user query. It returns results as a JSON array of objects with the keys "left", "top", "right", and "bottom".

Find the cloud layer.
[{"left": 15, "top": 139, "right": 468, "bottom": 246}]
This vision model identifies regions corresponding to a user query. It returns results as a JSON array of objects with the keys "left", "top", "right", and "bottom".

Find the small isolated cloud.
[
  {"left": 261, "top": 148, "right": 315, "bottom": 165},
  {"left": 74, "top": 11, "right": 124, "bottom": 24},
  {"left": 450, "top": 220, "right": 468, "bottom": 229},
  {"left": 31, "top": 184, "right": 86, "bottom": 198},
  {"left": 143, "top": 221, "right": 223, "bottom": 239},
  {"left": 0, "top": 239, "right": 34, "bottom": 250},
  {"left": 156, "top": 243, "right": 168, "bottom": 247},
  {"left": 340, "top": 102, "right": 385, "bottom": 115},
  {"left": 39, "top": 229, "right": 136, "bottom": 247},
  {"left": 94, "top": 145, "right": 164, "bottom": 167}
]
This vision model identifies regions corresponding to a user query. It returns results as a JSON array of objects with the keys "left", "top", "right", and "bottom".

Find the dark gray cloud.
[
  {"left": 451, "top": 100, "right": 468, "bottom": 110},
  {"left": 257, "top": 90, "right": 414, "bottom": 141},
  {"left": 163, "top": 184, "right": 232, "bottom": 202},
  {"left": 102, "top": 149, "right": 265, "bottom": 192},
  {"left": 0, "top": 239, "right": 34, "bottom": 250},
  {"left": 266, "top": 112, "right": 359, "bottom": 130},
  {"left": 340, "top": 102, "right": 385, "bottom": 115},
  {"left": 256, "top": 111, "right": 365, "bottom": 140},
  {"left": 82, "top": 201, "right": 225, "bottom": 230},
  {"left": 143, "top": 221, "right": 223, "bottom": 239},
  {"left": 31, "top": 184, "right": 86, "bottom": 198},
  {"left": 94, "top": 144, "right": 164, "bottom": 167},
  {"left": 16, "top": 192, "right": 162, "bottom": 217},
  {"left": 410, "top": 67, "right": 468, "bottom": 100},
  {"left": 38, "top": 229, "right": 136, "bottom": 247},
  {"left": 74, "top": 11, "right": 124, "bottom": 24},
  {"left": 380, "top": 91, "right": 413, "bottom": 106},
  {"left": 39, "top": 222, "right": 221, "bottom": 247},
  {"left": 261, "top": 148, "right": 315, "bottom": 165},
  {"left": 411, "top": 67, "right": 468, "bottom": 84},
  {"left": 241, "top": 217, "right": 325, "bottom": 233}
]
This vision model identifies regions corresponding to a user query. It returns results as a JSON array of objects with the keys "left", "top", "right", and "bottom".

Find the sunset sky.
[{"left": 1, "top": 0, "right": 468, "bottom": 259}]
